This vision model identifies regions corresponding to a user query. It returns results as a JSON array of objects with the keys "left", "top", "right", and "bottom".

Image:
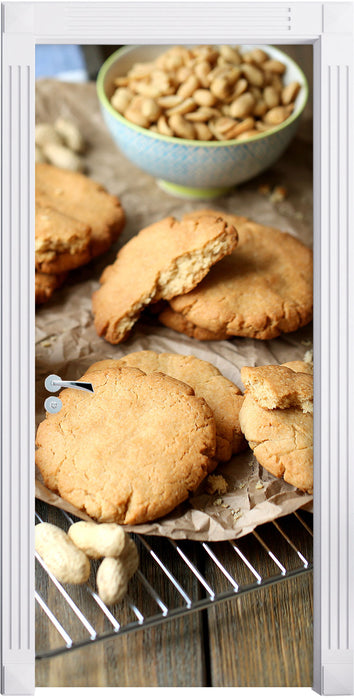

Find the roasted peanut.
[
  {"left": 68, "top": 521, "right": 126, "bottom": 559},
  {"left": 141, "top": 97, "right": 161, "bottom": 122},
  {"left": 219, "top": 45, "right": 242, "bottom": 65},
  {"left": 253, "top": 100, "right": 268, "bottom": 117},
  {"left": 96, "top": 557, "right": 129, "bottom": 606},
  {"left": 228, "top": 117, "right": 255, "bottom": 138},
  {"left": 210, "top": 75, "right": 233, "bottom": 100},
  {"left": 35, "top": 523, "right": 90, "bottom": 584},
  {"left": 177, "top": 74, "right": 199, "bottom": 99},
  {"left": 169, "top": 114, "right": 196, "bottom": 139},
  {"left": 263, "top": 104, "right": 294, "bottom": 125},
  {"left": 185, "top": 107, "right": 220, "bottom": 122},
  {"left": 263, "top": 59, "right": 286, "bottom": 74},
  {"left": 111, "top": 87, "right": 134, "bottom": 114},
  {"left": 124, "top": 96, "right": 150, "bottom": 128},
  {"left": 263, "top": 86, "right": 280, "bottom": 109},
  {"left": 166, "top": 97, "right": 197, "bottom": 117},
  {"left": 194, "top": 122, "right": 213, "bottom": 140},
  {"left": 244, "top": 48, "right": 268, "bottom": 65},
  {"left": 282, "top": 81, "right": 301, "bottom": 105},
  {"left": 232, "top": 78, "right": 249, "bottom": 99},
  {"left": 236, "top": 129, "right": 260, "bottom": 141},
  {"left": 110, "top": 45, "right": 302, "bottom": 142},
  {"left": 157, "top": 114, "right": 173, "bottom": 136},
  {"left": 229, "top": 92, "right": 256, "bottom": 119},
  {"left": 241, "top": 63, "right": 264, "bottom": 87},
  {"left": 193, "top": 89, "right": 217, "bottom": 107},
  {"left": 194, "top": 60, "right": 212, "bottom": 87},
  {"left": 54, "top": 118, "right": 85, "bottom": 153}
]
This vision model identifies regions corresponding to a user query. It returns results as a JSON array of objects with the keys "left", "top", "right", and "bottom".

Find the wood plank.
[{"left": 205, "top": 515, "right": 313, "bottom": 687}]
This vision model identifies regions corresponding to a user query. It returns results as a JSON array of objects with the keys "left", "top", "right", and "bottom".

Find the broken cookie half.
[
  {"left": 239, "top": 361, "right": 313, "bottom": 494},
  {"left": 92, "top": 211, "right": 238, "bottom": 344}
]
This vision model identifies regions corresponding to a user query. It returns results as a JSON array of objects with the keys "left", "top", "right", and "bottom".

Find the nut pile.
[
  {"left": 35, "top": 118, "right": 86, "bottom": 171},
  {"left": 110, "top": 45, "right": 301, "bottom": 142},
  {"left": 35, "top": 521, "right": 139, "bottom": 606}
]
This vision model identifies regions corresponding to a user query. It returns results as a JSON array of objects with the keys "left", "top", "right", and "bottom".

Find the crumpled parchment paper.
[{"left": 35, "top": 79, "right": 313, "bottom": 541}]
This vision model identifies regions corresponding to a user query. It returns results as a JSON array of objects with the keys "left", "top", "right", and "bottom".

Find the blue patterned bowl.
[{"left": 97, "top": 45, "right": 308, "bottom": 199}]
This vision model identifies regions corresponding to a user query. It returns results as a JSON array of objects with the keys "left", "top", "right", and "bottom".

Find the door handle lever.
[
  {"left": 44, "top": 374, "right": 94, "bottom": 414},
  {"left": 45, "top": 374, "right": 94, "bottom": 394}
]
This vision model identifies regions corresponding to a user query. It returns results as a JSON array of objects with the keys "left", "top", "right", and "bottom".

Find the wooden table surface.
[{"left": 35, "top": 502, "right": 313, "bottom": 688}]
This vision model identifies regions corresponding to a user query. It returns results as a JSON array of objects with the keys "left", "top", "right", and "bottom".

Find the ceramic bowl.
[{"left": 97, "top": 45, "right": 308, "bottom": 199}]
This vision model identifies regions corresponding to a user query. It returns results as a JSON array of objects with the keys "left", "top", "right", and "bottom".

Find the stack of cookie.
[
  {"left": 240, "top": 361, "right": 313, "bottom": 493},
  {"left": 35, "top": 163, "right": 125, "bottom": 304},
  {"left": 92, "top": 209, "right": 313, "bottom": 344},
  {"left": 35, "top": 351, "right": 313, "bottom": 525}
]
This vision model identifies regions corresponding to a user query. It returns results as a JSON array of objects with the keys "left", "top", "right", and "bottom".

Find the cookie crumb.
[
  {"left": 238, "top": 482, "right": 246, "bottom": 489},
  {"left": 213, "top": 497, "right": 223, "bottom": 506},
  {"left": 205, "top": 474, "right": 228, "bottom": 495},
  {"left": 270, "top": 185, "right": 287, "bottom": 203},
  {"left": 255, "top": 480, "right": 264, "bottom": 490},
  {"left": 303, "top": 349, "right": 313, "bottom": 364}
]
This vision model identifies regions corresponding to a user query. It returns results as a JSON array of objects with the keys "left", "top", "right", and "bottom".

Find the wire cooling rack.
[{"left": 35, "top": 502, "right": 313, "bottom": 660}]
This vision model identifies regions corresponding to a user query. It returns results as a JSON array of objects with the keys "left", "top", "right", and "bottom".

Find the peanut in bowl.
[{"left": 97, "top": 44, "right": 308, "bottom": 199}]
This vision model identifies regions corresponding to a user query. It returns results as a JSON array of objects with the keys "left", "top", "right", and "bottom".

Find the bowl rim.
[{"left": 97, "top": 44, "right": 309, "bottom": 147}]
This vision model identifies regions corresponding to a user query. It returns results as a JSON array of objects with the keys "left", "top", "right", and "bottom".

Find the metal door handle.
[
  {"left": 44, "top": 374, "right": 94, "bottom": 414},
  {"left": 45, "top": 374, "right": 94, "bottom": 394}
]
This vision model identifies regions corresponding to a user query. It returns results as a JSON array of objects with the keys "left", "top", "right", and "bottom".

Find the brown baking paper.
[{"left": 35, "top": 79, "right": 313, "bottom": 541}]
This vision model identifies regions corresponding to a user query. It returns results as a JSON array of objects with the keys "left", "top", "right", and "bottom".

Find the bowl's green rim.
[{"left": 97, "top": 44, "right": 309, "bottom": 148}]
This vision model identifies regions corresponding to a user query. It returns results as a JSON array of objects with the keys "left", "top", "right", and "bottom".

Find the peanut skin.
[
  {"left": 96, "top": 557, "right": 129, "bottom": 606},
  {"left": 68, "top": 521, "right": 126, "bottom": 559},
  {"left": 35, "top": 523, "right": 90, "bottom": 584}
]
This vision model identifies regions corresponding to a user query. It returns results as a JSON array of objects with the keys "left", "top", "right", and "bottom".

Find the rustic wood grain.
[{"left": 205, "top": 514, "right": 313, "bottom": 687}]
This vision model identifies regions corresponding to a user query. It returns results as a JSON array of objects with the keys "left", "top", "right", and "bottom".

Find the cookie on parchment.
[
  {"left": 239, "top": 362, "right": 313, "bottom": 493},
  {"left": 35, "top": 366, "right": 217, "bottom": 524},
  {"left": 92, "top": 212, "right": 238, "bottom": 345},
  {"left": 35, "top": 271, "right": 68, "bottom": 304},
  {"left": 86, "top": 351, "right": 246, "bottom": 462},
  {"left": 35, "top": 163, "right": 125, "bottom": 274},
  {"left": 35, "top": 201, "right": 91, "bottom": 274},
  {"left": 160, "top": 209, "right": 313, "bottom": 341}
]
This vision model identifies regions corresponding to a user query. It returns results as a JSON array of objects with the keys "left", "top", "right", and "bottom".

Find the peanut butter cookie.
[
  {"left": 35, "top": 366, "right": 217, "bottom": 524},
  {"left": 160, "top": 210, "right": 313, "bottom": 341},
  {"left": 92, "top": 212, "right": 238, "bottom": 344},
  {"left": 86, "top": 351, "right": 246, "bottom": 461},
  {"left": 239, "top": 362, "right": 313, "bottom": 493},
  {"left": 35, "top": 163, "right": 125, "bottom": 274}
]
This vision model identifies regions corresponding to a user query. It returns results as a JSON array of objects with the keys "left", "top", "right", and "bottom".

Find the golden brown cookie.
[
  {"left": 92, "top": 212, "right": 238, "bottom": 345},
  {"left": 241, "top": 363, "right": 313, "bottom": 413},
  {"left": 35, "top": 202, "right": 91, "bottom": 274},
  {"left": 159, "top": 307, "right": 229, "bottom": 340},
  {"left": 35, "top": 366, "right": 217, "bottom": 524},
  {"left": 35, "top": 271, "right": 68, "bottom": 304},
  {"left": 239, "top": 362, "right": 313, "bottom": 493},
  {"left": 86, "top": 351, "right": 246, "bottom": 461},
  {"left": 35, "top": 163, "right": 125, "bottom": 274},
  {"left": 160, "top": 209, "right": 313, "bottom": 341}
]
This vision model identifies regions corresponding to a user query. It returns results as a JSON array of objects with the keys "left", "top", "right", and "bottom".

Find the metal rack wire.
[{"left": 35, "top": 504, "right": 313, "bottom": 660}]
